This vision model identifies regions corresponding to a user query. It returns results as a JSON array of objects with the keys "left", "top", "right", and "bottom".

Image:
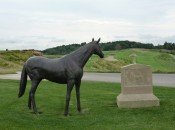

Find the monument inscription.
[
  {"left": 117, "top": 63, "right": 160, "bottom": 108},
  {"left": 122, "top": 64, "right": 152, "bottom": 87}
]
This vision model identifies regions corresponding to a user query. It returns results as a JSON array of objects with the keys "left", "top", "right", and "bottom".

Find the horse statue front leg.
[
  {"left": 75, "top": 80, "right": 81, "bottom": 112},
  {"left": 64, "top": 79, "right": 75, "bottom": 116}
]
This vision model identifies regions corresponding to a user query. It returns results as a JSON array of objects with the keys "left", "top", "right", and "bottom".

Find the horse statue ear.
[
  {"left": 81, "top": 42, "right": 86, "bottom": 46},
  {"left": 97, "top": 38, "right": 101, "bottom": 43},
  {"left": 92, "top": 38, "right": 94, "bottom": 42}
]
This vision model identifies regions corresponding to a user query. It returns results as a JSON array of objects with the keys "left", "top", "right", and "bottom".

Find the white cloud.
[{"left": 0, "top": 0, "right": 175, "bottom": 50}]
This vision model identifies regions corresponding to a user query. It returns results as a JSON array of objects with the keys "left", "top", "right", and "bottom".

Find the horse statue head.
[{"left": 91, "top": 38, "right": 104, "bottom": 58}]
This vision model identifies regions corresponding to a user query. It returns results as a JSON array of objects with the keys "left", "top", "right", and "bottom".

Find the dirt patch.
[{"left": 104, "top": 56, "right": 118, "bottom": 61}]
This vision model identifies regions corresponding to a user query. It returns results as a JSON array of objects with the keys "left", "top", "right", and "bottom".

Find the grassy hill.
[
  {"left": 0, "top": 49, "right": 175, "bottom": 74},
  {"left": 84, "top": 49, "right": 175, "bottom": 73},
  {"left": 0, "top": 50, "right": 33, "bottom": 74}
]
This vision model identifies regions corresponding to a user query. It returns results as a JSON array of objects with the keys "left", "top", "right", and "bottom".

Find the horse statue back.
[{"left": 18, "top": 38, "right": 104, "bottom": 116}]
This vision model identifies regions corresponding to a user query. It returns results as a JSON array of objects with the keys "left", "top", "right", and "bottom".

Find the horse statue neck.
[{"left": 69, "top": 43, "right": 94, "bottom": 68}]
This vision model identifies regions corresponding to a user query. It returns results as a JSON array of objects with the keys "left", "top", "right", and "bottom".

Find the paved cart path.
[{"left": 0, "top": 72, "right": 174, "bottom": 87}]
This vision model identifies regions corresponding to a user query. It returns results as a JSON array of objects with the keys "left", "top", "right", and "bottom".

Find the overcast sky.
[{"left": 0, "top": 0, "right": 175, "bottom": 50}]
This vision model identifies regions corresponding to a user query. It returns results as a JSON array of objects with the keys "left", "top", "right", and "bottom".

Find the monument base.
[{"left": 117, "top": 94, "right": 160, "bottom": 108}]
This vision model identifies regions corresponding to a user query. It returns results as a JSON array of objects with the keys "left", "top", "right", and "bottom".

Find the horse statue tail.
[{"left": 18, "top": 64, "right": 27, "bottom": 98}]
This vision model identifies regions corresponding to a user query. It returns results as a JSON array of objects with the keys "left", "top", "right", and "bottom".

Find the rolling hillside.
[
  {"left": 84, "top": 49, "right": 175, "bottom": 73},
  {"left": 0, "top": 50, "right": 33, "bottom": 74},
  {"left": 0, "top": 49, "right": 174, "bottom": 74}
]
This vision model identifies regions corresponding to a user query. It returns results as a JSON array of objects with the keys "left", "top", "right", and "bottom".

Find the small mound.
[{"left": 104, "top": 56, "right": 118, "bottom": 61}]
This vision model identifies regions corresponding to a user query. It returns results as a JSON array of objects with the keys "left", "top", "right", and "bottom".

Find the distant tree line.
[
  {"left": 42, "top": 44, "right": 81, "bottom": 55},
  {"left": 42, "top": 41, "right": 175, "bottom": 55},
  {"left": 100, "top": 41, "right": 154, "bottom": 51},
  {"left": 162, "top": 42, "right": 175, "bottom": 50}
]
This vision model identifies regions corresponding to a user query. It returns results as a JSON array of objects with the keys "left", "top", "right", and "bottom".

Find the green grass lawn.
[{"left": 0, "top": 79, "right": 175, "bottom": 130}]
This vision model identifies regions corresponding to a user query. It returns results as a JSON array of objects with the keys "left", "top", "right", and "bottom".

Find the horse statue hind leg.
[
  {"left": 28, "top": 78, "right": 42, "bottom": 114},
  {"left": 18, "top": 65, "right": 42, "bottom": 114}
]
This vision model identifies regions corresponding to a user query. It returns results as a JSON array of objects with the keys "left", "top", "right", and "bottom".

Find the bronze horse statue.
[{"left": 18, "top": 38, "right": 104, "bottom": 116}]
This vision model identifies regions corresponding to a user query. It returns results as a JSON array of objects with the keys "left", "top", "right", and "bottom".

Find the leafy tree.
[{"left": 42, "top": 40, "right": 174, "bottom": 55}]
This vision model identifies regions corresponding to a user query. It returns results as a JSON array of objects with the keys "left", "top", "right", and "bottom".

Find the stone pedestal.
[{"left": 117, "top": 64, "right": 159, "bottom": 108}]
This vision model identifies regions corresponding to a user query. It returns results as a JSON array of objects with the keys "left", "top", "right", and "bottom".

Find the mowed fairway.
[{"left": 0, "top": 79, "right": 175, "bottom": 130}]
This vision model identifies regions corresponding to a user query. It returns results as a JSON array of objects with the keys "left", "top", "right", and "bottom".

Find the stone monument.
[
  {"left": 129, "top": 53, "right": 137, "bottom": 64},
  {"left": 117, "top": 63, "right": 160, "bottom": 108}
]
